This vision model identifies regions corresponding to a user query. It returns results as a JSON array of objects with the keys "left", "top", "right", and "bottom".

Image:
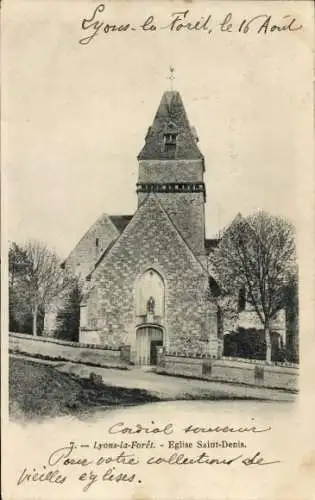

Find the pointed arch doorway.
[
  {"left": 135, "top": 269, "right": 165, "bottom": 366},
  {"left": 136, "top": 325, "right": 163, "bottom": 366}
]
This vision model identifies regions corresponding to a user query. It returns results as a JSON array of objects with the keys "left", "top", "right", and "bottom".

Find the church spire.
[
  {"left": 137, "top": 90, "right": 203, "bottom": 161},
  {"left": 136, "top": 89, "right": 206, "bottom": 258}
]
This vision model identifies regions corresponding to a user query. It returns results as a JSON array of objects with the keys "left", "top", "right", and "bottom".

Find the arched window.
[
  {"left": 136, "top": 269, "right": 164, "bottom": 317},
  {"left": 163, "top": 122, "right": 178, "bottom": 153}
]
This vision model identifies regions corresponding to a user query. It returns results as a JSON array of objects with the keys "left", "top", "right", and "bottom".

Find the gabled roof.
[
  {"left": 138, "top": 90, "right": 203, "bottom": 160},
  {"left": 89, "top": 239, "right": 116, "bottom": 277},
  {"left": 84, "top": 215, "right": 133, "bottom": 278},
  {"left": 63, "top": 213, "right": 132, "bottom": 270},
  {"left": 62, "top": 212, "right": 119, "bottom": 266},
  {"left": 88, "top": 193, "right": 208, "bottom": 278},
  {"left": 108, "top": 215, "right": 133, "bottom": 233}
]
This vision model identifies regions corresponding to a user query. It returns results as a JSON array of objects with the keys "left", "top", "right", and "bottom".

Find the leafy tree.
[{"left": 212, "top": 212, "right": 297, "bottom": 362}]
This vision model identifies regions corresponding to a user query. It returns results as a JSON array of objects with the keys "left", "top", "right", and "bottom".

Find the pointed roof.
[
  {"left": 138, "top": 90, "right": 203, "bottom": 160},
  {"left": 88, "top": 193, "right": 208, "bottom": 278},
  {"left": 63, "top": 213, "right": 132, "bottom": 269}
]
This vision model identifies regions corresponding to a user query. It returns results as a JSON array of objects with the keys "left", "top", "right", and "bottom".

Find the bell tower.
[{"left": 137, "top": 89, "right": 206, "bottom": 260}]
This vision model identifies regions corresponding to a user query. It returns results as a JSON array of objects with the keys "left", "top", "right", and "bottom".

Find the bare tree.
[
  {"left": 212, "top": 212, "right": 297, "bottom": 362},
  {"left": 15, "top": 241, "right": 74, "bottom": 336}
]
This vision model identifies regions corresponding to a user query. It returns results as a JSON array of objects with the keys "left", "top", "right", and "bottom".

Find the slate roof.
[
  {"left": 109, "top": 215, "right": 133, "bottom": 233},
  {"left": 138, "top": 90, "right": 203, "bottom": 160}
]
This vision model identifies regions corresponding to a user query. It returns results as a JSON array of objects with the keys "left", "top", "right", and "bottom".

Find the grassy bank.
[{"left": 9, "top": 357, "right": 160, "bottom": 420}]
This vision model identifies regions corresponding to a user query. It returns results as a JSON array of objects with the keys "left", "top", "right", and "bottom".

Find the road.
[
  {"left": 54, "top": 359, "right": 295, "bottom": 402},
  {"left": 10, "top": 353, "right": 295, "bottom": 402}
]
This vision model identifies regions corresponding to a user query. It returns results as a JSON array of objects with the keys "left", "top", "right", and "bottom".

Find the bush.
[
  {"left": 223, "top": 327, "right": 285, "bottom": 362},
  {"left": 54, "top": 284, "right": 81, "bottom": 341},
  {"left": 89, "top": 372, "right": 103, "bottom": 386}
]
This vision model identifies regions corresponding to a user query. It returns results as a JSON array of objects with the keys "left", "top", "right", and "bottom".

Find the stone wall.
[
  {"left": 84, "top": 194, "right": 218, "bottom": 361},
  {"left": 43, "top": 215, "right": 121, "bottom": 336},
  {"left": 138, "top": 159, "right": 203, "bottom": 184},
  {"left": 79, "top": 330, "right": 102, "bottom": 345},
  {"left": 156, "top": 354, "right": 298, "bottom": 391},
  {"left": 65, "top": 214, "right": 119, "bottom": 278},
  {"left": 137, "top": 159, "right": 205, "bottom": 257},
  {"left": 9, "top": 332, "right": 124, "bottom": 367},
  {"left": 44, "top": 215, "right": 122, "bottom": 336},
  {"left": 154, "top": 192, "right": 206, "bottom": 258}
]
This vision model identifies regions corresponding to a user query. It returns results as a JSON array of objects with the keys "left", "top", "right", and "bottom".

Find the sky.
[{"left": 3, "top": 0, "right": 312, "bottom": 258}]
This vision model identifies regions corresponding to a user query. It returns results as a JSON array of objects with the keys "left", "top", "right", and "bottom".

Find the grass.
[{"left": 9, "top": 357, "right": 160, "bottom": 421}]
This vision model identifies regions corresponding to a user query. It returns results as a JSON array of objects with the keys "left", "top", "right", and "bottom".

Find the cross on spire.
[{"left": 168, "top": 66, "right": 175, "bottom": 90}]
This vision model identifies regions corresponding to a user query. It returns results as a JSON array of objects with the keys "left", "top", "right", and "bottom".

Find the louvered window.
[{"left": 163, "top": 132, "right": 177, "bottom": 152}]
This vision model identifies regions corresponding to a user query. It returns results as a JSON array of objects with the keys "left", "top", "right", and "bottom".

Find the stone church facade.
[
  {"left": 45, "top": 89, "right": 289, "bottom": 364},
  {"left": 58, "top": 90, "right": 222, "bottom": 365}
]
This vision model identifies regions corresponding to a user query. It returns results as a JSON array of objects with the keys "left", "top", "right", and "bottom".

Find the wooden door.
[{"left": 150, "top": 340, "right": 163, "bottom": 365}]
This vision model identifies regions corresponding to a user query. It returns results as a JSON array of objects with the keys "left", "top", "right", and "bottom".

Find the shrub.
[{"left": 223, "top": 327, "right": 285, "bottom": 362}]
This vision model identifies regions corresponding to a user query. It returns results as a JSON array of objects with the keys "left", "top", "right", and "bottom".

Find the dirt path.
[
  {"left": 55, "top": 360, "right": 295, "bottom": 402},
  {"left": 11, "top": 353, "right": 295, "bottom": 402}
]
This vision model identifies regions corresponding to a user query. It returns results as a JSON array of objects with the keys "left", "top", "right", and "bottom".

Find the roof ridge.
[
  {"left": 87, "top": 206, "right": 146, "bottom": 277},
  {"left": 63, "top": 213, "right": 118, "bottom": 264}
]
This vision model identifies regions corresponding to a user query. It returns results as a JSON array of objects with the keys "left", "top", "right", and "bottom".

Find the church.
[{"left": 60, "top": 88, "right": 223, "bottom": 365}]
